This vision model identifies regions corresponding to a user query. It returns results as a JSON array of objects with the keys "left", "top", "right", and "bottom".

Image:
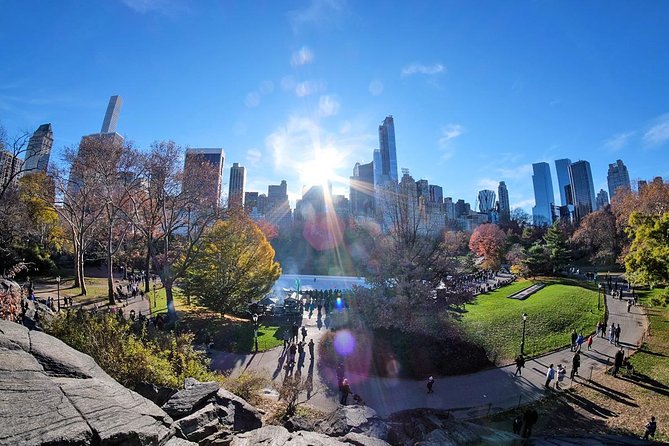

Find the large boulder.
[
  {"left": 230, "top": 425, "right": 391, "bottom": 446},
  {"left": 215, "top": 388, "right": 263, "bottom": 432},
  {"left": 162, "top": 379, "right": 220, "bottom": 420},
  {"left": 173, "top": 403, "right": 222, "bottom": 443},
  {"left": 0, "top": 319, "right": 174, "bottom": 446},
  {"left": 135, "top": 381, "right": 178, "bottom": 406},
  {"left": 317, "top": 406, "right": 390, "bottom": 441}
]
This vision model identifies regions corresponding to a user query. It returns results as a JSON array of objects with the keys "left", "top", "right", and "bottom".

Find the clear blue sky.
[{"left": 2, "top": 0, "right": 669, "bottom": 211}]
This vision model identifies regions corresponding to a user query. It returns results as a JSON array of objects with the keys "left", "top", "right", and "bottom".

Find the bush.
[
  {"left": 0, "top": 279, "right": 22, "bottom": 323},
  {"left": 46, "top": 311, "right": 215, "bottom": 389},
  {"left": 220, "top": 371, "right": 268, "bottom": 405}
]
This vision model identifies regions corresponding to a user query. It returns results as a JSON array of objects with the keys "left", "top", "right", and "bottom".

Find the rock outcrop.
[
  {"left": 317, "top": 405, "right": 390, "bottom": 441},
  {"left": 0, "top": 319, "right": 174, "bottom": 446},
  {"left": 230, "top": 425, "right": 391, "bottom": 446}
]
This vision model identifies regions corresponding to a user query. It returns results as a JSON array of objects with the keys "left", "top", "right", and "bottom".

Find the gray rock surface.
[
  {"left": 230, "top": 425, "right": 391, "bottom": 446},
  {"left": 165, "top": 437, "right": 199, "bottom": 446},
  {"left": 0, "top": 319, "right": 174, "bottom": 446},
  {"left": 215, "top": 388, "right": 263, "bottom": 432},
  {"left": 162, "top": 379, "right": 220, "bottom": 420},
  {"left": 135, "top": 381, "right": 178, "bottom": 406},
  {"left": 173, "top": 403, "right": 222, "bottom": 443},
  {"left": 317, "top": 406, "right": 390, "bottom": 440}
]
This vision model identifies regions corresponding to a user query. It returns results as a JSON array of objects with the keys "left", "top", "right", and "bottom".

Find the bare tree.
[{"left": 0, "top": 124, "right": 31, "bottom": 202}]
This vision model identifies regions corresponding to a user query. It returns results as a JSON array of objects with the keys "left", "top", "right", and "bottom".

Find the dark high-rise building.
[
  {"left": 350, "top": 161, "right": 375, "bottom": 217},
  {"left": 596, "top": 189, "right": 609, "bottom": 210},
  {"left": 477, "top": 190, "right": 496, "bottom": 213},
  {"left": 244, "top": 191, "right": 259, "bottom": 213},
  {"left": 428, "top": 184, "right": 443, "bottom": 204},
  {"left": 532, "top": 162, "right": 555, "bottom": 226},
  {"left": 0, "top": 150, "right": 24, "bottom": 190},
  {"left": 607, "top": 159, "right": 631, "bottom": 199},
  {"left": 101, "top": 95, "right": 123, "bottom": 133},
  {"left": 24, "top": 123, "right": 53, "bottom": 173},
  {"left": 416, "top": 179, "right": 429, "bottom": 202},
  {"left": 555, "top": 159, "right": 572, "bottom": 207},
  {"left": 498, "top": 181, "right": 510, "bottom": 221},
  {"left": 184, "top": 148, "right": 225, "bottom": 206},
  {"left": 568, "top": 160, "right": 596, "bottom": 223},
  {"left": 378, "top": 116, "right": 398, "bottom": 183},
  {"left": 228, "top": 162, "right": 246, "bottom": 209},
  {"left": 266, "top": 180, "right": 291, "bottom": 232}
]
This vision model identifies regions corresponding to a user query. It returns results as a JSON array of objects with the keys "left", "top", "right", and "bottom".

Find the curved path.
[{"left": 212, "top": 288, "right": 648, "bottom": 419}]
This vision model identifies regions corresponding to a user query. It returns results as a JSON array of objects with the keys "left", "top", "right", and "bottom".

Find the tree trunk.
[
  {"left": 144, "top": 238, "right": 152, "bottom": 293},
  {"left": 107, "top": 227, "right": 115, "bottom": 305},
  {"left": 73, "top": 241, "right": 81, "bottom": 288},
  {"left": 164, "top": 280, "right": 177, "bottom": 320},
  {"left": 79, "top": 249, "right": 87, "bottom": 295}
]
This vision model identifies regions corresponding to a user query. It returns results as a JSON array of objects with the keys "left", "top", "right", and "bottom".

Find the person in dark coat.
[
  {"left": 514, "top": 354, "right": 525, "bottom": 376},
  {"left": 308, "top": 339, "right": 315, "bottom": 360},
  {"left": 427, "top": 376, "right": 434, "bottom": 393},
  {"left": 613, "top": 347, "right": 625, "bottom": 377},
  {"left": 570, "top": 352, "right": 581, "bottom": 379},
  {"left": 340, "top": 378, "right": 351, "bottom": 405},
  {"left": 522, "top": 409, "right": 538, "bottom": 438}
]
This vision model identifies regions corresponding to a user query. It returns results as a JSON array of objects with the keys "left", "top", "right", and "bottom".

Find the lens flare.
[{"left": 333, "top": 330, "right": 355, "bottom": 356}]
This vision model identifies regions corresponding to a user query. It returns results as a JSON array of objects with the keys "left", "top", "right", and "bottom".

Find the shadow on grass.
[
  {"left": 577, "top": 380, "right": 638, "bottom": 407},
  {"left": 560, "top": 389, "right": 616, "bottom": 418},
  {"left": 619, "top": 372, "right": 669, "bottom": 398}
]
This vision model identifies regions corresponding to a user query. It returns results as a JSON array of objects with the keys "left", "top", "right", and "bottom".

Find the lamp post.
[
  {"left": 56, "top": 276, "right": 61, "bottom": 311},
  {"left": 252, "top": 313, "right": 259, "bottom": 352},
  {"left": 520, "top": 313, "right": 528, "bottom": 355},
  {"left": 597, "top": 283, "right": 602, "bottom": 311},
  {"left": 152, "top": 284, "right": 156, "bottom": 312}
]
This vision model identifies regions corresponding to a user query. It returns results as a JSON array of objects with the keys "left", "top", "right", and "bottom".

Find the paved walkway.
[{"left": 213, "top": 287, "right": 648, "bottom": 419}]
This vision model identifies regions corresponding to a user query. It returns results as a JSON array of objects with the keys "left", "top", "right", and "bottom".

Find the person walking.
[
  {"left": 340, "top": 378, "right": 351, "bottom": 405},
  {"left": 587, "top": 334, "right": 593, "bottom": 351},
  {"left": 289, "top": 342, "right": 297, "bottom": 367},
  {"left": 291, "top": 322, "right": 299, "bottom": 343},
  {"left": 570, "top": 352, "right": 581, "bottom": 380},
  {"left": 614, "top": 347, "right": 625, "bottom": 377},
  {"left": 555, "top": 364, "right": 566, "bottom": 389},
  {"left": 576, "top": 333, "right": 584, "bottom": 352},
  {"left": 609, "top": 323, "right": 616, "bottom": 344},
  {"left": 643, "top": 416, "right": 657, "bottom": 440},
  {"left": 301, "top": 325, "right": 307, "bottom": 342},
  {"left": 514, "top": 354, "right": 525, "bottom": 376},
  {"left": 615, "top": 324, "right": 621, "bottom": 346},
  {"left": 427, "top": 376, "right": 435, "bottom": 394},
  {"left": 545, "top": 364, "right": 555, "bottom": 389},
  {"left": 627, "top": 299, "right": 632, "bottom": 312},
  {"left": 308, "top": 339, "right": 315, "bottom": 360},
  {"left": 570, "top": 329, "right": 577, "bottom": 352}
]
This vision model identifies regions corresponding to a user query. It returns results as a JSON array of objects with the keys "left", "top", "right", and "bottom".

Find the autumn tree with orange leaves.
[{"left": 469, "top": 223, "right": 507, "bottom": 270}]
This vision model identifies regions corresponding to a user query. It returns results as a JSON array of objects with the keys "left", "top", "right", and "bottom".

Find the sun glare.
[{"left": 298, "top": 148, "right": 344, "bottom": 189}]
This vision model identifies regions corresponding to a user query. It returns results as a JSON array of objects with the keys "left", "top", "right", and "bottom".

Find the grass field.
[
  {"left": 460, "top": 278, "right": 604, "bottom": 362},
  {"left": 630, "top": 288, "right": 669, "bottom": 387}
]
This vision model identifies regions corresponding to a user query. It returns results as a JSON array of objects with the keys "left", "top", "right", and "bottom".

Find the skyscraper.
[
  {"left": 596, "top": 189, "right": 609, "bottom": 210},
  {"left": 498, "top": 181, "right": 510, "bottom": 222},
  {"left": 0, "top": 150, "right": 24, "bottom": 191},
  {"left": 416, "top": 179, "right": 429, "bottom": 202},
  {"left": 477, "top": 190, "right": 496, "bottom": 213},
  {"left": 554, "top": 159, "right": 572, "bottom": 206},
  {"left": 266, "top": 180, "right": 291, "bottom": 233},
  {"left": 350, "top": 161, "right": 375, "bottom": 216},
  {"left": 24, "top": 123, "right": 53, "bottom": 173},
  {"left": 101, "top": 95, "right": 123, "bottom": 133},
  {"left": 228, "top": 162, "right": 246, "bottom": 209},
  {"left": 532, "top": 162, "right": 555, "bottom": 226},
  {"left": 428, "top": 184, "right": 443, "bottom": 204},
  {"left": 607, "top": 159, "right": 631, "bottom": 199},
  {"left": 184, "top": 148, "right": 225, "bottom": 206},
  {"left": 378, "top": 116, "right": 398, "bottom": 183},
  {"left": 372, "top": 149, "right": 382, "bottom": 188},
  {"left": 568, "top": 160, "right": 596, "bottom": 223}
]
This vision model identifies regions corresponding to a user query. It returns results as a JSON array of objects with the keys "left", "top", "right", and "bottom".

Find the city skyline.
[{"left": 2, "top": 1, "right": 669, "bottom": 211}]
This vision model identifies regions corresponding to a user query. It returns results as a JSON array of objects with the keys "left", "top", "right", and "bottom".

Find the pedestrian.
[
  {"left": 427, "top": 376, "right": 434, "bottom": 393},
  {"left": 308, "top": 339, "right": 315, "bottom": 360},
  {"left": 571, "top": 352, "right": 581, "bottom": 380},
  {"left": 576, "top": 333, "right": 584, "bottom": 352},
  {"left": 615, "top": 324, "right": 621, "bottom": 345},
  {"left": 514, "top": 354, "right": 525, "bottom": 376},
  {"left": 613, "top": 347, "right": 624, "bottom": 377},
  {"left": 555, "top": 364, "right": 566, "bottom": 389},
  {"left": 545, "top": 364, "right": 555, "bottom": 389},
  {"left": 512, "top": 415, "right": 523, "bottom": 435},
  {"left": 291, "top": 322, "right": 299, "bottom": 342},
  {"left": 627, "top": 299, "right": 632, "bottom": 312},
  {"left": 609, "top": 323, "right": 615, "bottom": 344},
  {"left": 643, "top": 416, "right": 657, "bottom": 440},
  {"left": 283, "top": 329, "right": 290, "bottom": 349},
  {"left": 336, "top": 362, "right": 345, "bottom": 387},
  {"left": 570, "top": 329, "right": 577, "bottom": 352},
  {"left": 587, "top": 334, "right": 593, "bottom": 351},
  {"left": 301, "top": 325, "right": 307, "bottom": 342},
  {"left": 340, "top": 378, "right": 351, "bottom": 405},
  {"left": 289, "top": 342, "right": 297, "bottom": 366}
]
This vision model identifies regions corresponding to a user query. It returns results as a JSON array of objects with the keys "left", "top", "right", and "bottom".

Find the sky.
[{"left": 2, "top": 0, "right": 669, "bottom": 211}]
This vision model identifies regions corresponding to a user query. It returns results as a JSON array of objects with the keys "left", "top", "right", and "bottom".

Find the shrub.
[
  {"left": 220, "top": 371, "right": 268, "bottom": 405},
  {"left": 46, "top": 311, "right": 215, "bottom": 389},
  {"left": 0, "top": 279, "right": 22, "bottom": 323}
]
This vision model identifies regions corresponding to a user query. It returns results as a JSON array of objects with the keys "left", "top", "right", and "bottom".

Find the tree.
[
  {"left": 185, "top": 212, "right": 281, "bottom": 315},
  {"left": 0, "top": 123, "right": 31, "bottom": 202},
  {"left": 570, "top": 207, "right": 619, "bottom": 267},
  {"left": 523, "top": 241, "right": 548, "bottom": 277},
  {"left": 543, "top": 222, "right": 571, "bottom": 273},
  {"left": 625, "top": 212, "right": 669, "bottom": 287},
  {"left": 468, "top": 224, "right": 507, "bottom": 270}
]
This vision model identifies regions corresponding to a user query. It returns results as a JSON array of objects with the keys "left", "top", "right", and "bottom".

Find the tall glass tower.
[
  {"left": 607, "top": 159, "right": 631, "bottom": 199},
  {"left": 532, "top": 162, "right": 555, "bottom": 226},
  {"left": 378, "top": 116, "right": 398, "bottom": 183},
  {"left": 498, "top": 181, "right": 510, "bottom": 221},
  {"left": 568, "top": 160, "right": 596, "bottom": 223},
  {"left": 228, "top": 162, "right": 246, "bottom": 209},
  {"left": 554, "top": 158, "right": 572, "bottom": 206}
]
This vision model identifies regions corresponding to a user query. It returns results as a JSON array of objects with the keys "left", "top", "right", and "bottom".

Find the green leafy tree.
[
  {"left": 543, "top": 222, "right": 571, "bottom": 273},
  {"left": 186, "top": 212, "right": 281, "bottom": 315},
  {"left": 523, "top": 241, "right": 548, "bottom": 277},
  {"left": 625, "top": 212, "right": 669, "bottom": 286}
]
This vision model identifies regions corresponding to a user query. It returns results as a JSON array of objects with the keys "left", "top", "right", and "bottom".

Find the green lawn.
[
  {"left": 629, "top": 287, "right": 669, "bottom": 387},
  {"left": 460, "top": 279, "right": 604, "bottom": 362}
]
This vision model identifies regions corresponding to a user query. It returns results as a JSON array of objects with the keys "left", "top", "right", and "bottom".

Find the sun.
[{"left": 298, "top": 147, "right": 344, "bottom": 189}]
